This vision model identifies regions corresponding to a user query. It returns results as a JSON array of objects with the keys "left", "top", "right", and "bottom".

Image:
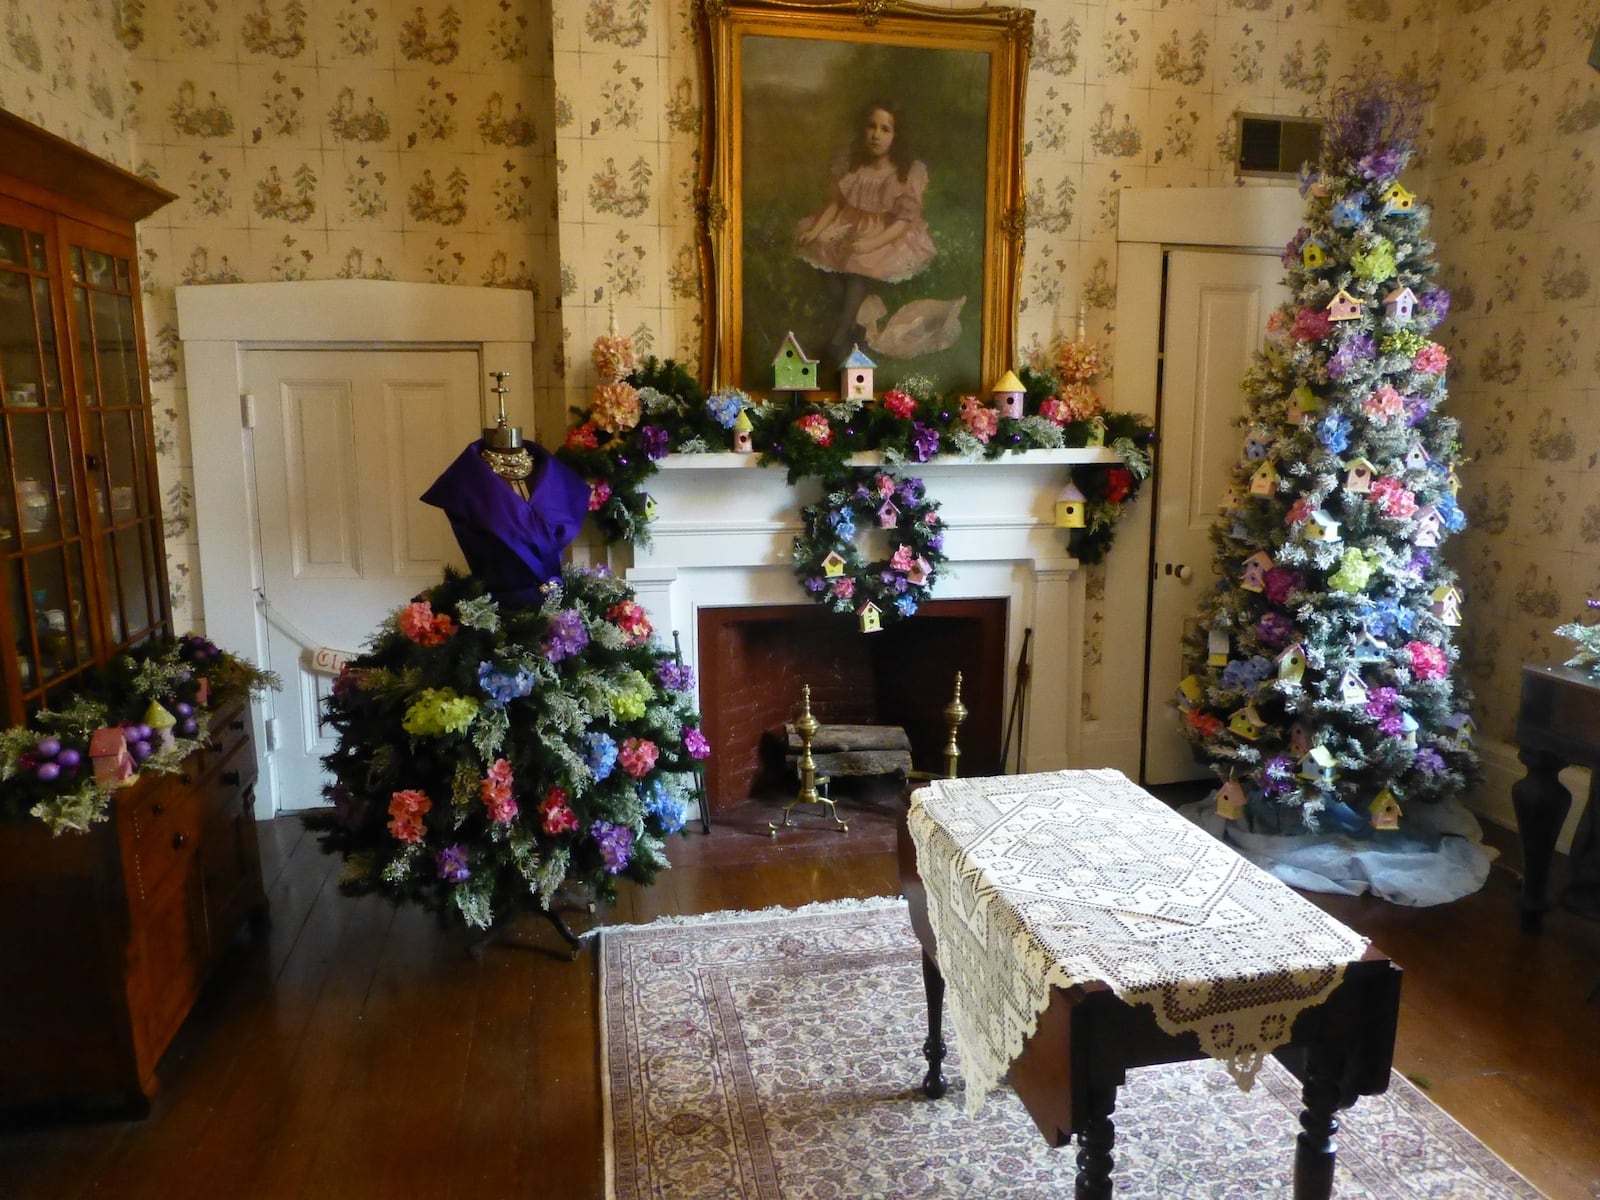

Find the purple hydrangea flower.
[
  {"left": 656, "top": 660, "right": 695, "bottom": 691},
  {"left": 1262, "top": 755, "right": 1296, "bottom": 795},
  {"left": 926, "top": 533, "right": 944, "bottom": 553},
  {"left": 1358, "top": 147, "right": 1407, "bottom": 181},
  {"left": 1418, "top": 289, "right": 1451, "bottom": 326},
  {"left": 912, "top": 422, "right": 940, "bottom": 462},
  {"left": 584, "top": 731, "right": 618, "bottom": 782},
  {"left": 1408, "top": 550, "right": 1435, "bottom": 576},
  {"left": 436, "top": 844, "right": 471, "bottom": 883},
  {"left": 1256, "top": 611, "right": 1295, "bottom": 649},
  {"left": 639, "top": 424, "right": 670, "bottom": 461},
  {"left": 1327, "top": 333, "right": 1375, "bottom": 381},
  {"left": 544, "top": 608, "right": 590, "bottom": 663},
  {"left": 1403, "top": 393, "right": 1432, "bottom": 426},
  {"left": 683, "top": 727, "right": 710, "bottom": 759},
  {"left": 591, "top": 820, "right": 634, "bottom": 874},
  {"left": 896, "top": 478, "right": 925, "bottom": 504},
  {"left": 804, "top": 576, "right": 826, "bottom": 593},
  {"left": 1378, "top": 712, "right": 1406, "bottom": 736},
  {"left": 1414, "top": 748, "right": 1445, "bottom": 774}
]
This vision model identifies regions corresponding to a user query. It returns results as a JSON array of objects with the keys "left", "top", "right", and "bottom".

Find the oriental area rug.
[{"left": 600, "top": 899, "right": 1545, "bottom": 1200}]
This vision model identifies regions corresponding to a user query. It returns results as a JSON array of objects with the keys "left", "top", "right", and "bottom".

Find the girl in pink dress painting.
[{"left": 797, "top": 99, "right": 952, "bottom": 366}]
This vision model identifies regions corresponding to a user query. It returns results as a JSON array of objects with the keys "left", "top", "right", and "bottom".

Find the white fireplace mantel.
[{"left": 606, "top": 449, "right": 1117, "bottom": 774}]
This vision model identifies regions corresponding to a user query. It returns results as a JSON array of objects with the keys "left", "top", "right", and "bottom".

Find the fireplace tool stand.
[{"left": 770, "top": 685, "right": 847, "bottom": 835}]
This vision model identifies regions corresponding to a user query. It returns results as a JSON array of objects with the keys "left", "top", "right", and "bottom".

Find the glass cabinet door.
[
  {"left": 0, "top": 198, "right": 95, "bottom": 716},
  {"left": 64, "top": 219, "right": 170, "bottom": 661}
]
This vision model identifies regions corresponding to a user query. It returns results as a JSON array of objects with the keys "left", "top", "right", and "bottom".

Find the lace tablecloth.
[{"left": 907, "top": 769, "right": 1371, "bottom": 1113}]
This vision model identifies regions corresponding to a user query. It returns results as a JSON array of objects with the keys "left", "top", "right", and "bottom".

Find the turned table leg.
[
  {"left": 1511, "top": 746, "right": 1573, "bottom": 934},
  {"left": 1074, "top": 1085, "right": 1117, "bottom": 1200},
  {"left": 1293, "top": 1046, "right": 1343, "bottom": 1200},
  {"left": 919, "top": 950, "right": 948, "bottom": 1099}
]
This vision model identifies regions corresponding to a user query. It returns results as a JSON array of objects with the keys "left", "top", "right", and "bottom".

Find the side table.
[{"left": 1511, "top": 663, "right": 1600, "bottom": 932}]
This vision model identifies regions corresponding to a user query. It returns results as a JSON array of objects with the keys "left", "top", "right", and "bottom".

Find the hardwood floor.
[{"left": 2, "top": 786, "right": 1598, "bottom": 1200}]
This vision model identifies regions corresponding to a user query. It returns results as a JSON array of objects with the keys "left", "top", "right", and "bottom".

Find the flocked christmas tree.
[{"left": 1179, "top": 78, "right": 1479, "bottom": 836}]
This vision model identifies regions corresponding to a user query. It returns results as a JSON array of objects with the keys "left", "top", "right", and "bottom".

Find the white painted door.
[
  {"left": 1142, "top": 250, "right": 1289, "bottom": 784},
  {"left": 246, "top": 350, "right": 482, "bottom": 812}
]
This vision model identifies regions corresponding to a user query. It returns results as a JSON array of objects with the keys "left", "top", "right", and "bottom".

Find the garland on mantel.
[{"left": 555, "top": 331, "right": 1156, "bottom": 568}]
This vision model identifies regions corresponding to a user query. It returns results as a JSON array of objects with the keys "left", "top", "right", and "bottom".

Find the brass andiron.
[
  {"left": 770, "top": 684, "right": 848, "bottom": 835},
  {"left": 941, "top": 671, "right": 969, "bottom": 780}
]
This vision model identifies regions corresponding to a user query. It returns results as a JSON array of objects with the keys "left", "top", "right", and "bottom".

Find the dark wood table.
[
  {"left": 1512, "top": 663, "right": 1600, "bottom": 932},
  {"left": 898, "top": 804, "right": 1402, "bottom": 1200}
]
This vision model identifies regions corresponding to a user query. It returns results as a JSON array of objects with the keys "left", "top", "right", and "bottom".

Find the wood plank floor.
[{"left": 2, "top": 787, "right": 1598, "bottom": 1200}]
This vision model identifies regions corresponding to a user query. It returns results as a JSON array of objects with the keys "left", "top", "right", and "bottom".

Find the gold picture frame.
[{"left": 696, "top": 0, "right": 1032, "bottom": 397}]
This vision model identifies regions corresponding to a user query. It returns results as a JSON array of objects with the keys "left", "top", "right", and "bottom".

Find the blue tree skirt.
[{"left": 1182, "top": 795, "right": 1495, "bottom": 906}]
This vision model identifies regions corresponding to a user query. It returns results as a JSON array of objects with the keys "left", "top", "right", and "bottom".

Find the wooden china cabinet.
[{"left": 0, "top": 113, "right": 268, "bottom": 1116}]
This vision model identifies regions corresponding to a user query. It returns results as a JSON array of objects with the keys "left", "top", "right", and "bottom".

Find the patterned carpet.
[{"left": 601, "top": 899, "right": 1546, "bottom": 1199}]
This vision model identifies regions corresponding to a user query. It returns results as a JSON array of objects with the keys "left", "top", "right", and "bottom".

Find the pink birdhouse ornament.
[
  {"left": 1370, "top": 788, "right": 1402, "bottom": 830},
  {"left": 1240, "top": 551, "right": 1274, "bottom": 593},
  {"left": 1413, "top": 505, "right": 1443, "bottom": 549},
  {"left": 906, "top": 557, "right": 932, "bottom": 586},
  {"left": 990, "top": 369, "right": 1026, "bottom": 420},
  {"left": 1216, "top": 779, "right": 1247, "bottom": 820},
  {"left": 1343, "top": 456, "right": 1375, "bottom": 493},
  {"left": 1383, "top": 286, "right": 1417, "bottom": 320},
  {"left": 89, "top": 726, "right": 135, "bottom": 788},
  {"left": 1326, "top": 289, "right": 1363, "bottom": 322},
  {"left": 1289, "top": 721, "right": 1314, "bottom": 758},
  {"left": 877, "top": 498, "right": 900, "bottom": 528}
]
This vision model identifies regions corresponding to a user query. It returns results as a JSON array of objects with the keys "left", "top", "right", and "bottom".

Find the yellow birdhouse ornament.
[
  {"left": 1054, "top": 482, "right": 1088, "bottom": 529},
  {"left": 1369, "top": 788, "right": 1402, "bottom": 830},
  {"left": 1216, "top": 779, "right": 1247, "bottom": 820},
  {"left": 821, "top": 551, "right": 847, "bottom": 578},
  {"left": 857, "top": 602, "right": 882, "bottom": 633}
]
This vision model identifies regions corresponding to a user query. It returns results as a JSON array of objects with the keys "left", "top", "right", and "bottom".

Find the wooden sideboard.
[{"left": 0, "top": 702, "right": 266, "bottom": 1115}]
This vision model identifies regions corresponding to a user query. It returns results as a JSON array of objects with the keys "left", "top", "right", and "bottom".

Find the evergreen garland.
[{"left": 1179, "top": 76, "right": 1480, "bottom": 835}]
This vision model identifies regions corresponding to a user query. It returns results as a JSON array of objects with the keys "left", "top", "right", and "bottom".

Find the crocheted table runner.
[{"left": 907, "top": 769, "right": 1372, "bottom": 1114}]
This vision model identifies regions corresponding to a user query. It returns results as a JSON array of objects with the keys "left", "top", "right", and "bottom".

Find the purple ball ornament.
[
  {"left": 131, "top": 740, "right": 153, "bottom": 761},
  {"left": 36, "top": 737, "right": 61, "bottom": 758},
  {"left": 56, "top": 747, "right": 81, "bottom": 769},
  {"left": 36, "top": 761, "right": 60, "bottom": 782},
  {"left": 178, "top": 718, "right": 199, "bottom": 737},
  {"left": 174, "top": 701, "right": 194, "bottom": 718},
  {"left": 122, "top": 724, "right": 141, "bottom": 744}
]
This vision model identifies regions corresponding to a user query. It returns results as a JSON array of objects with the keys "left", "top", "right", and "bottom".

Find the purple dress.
[{"left": 420, "top": 440, "right": 591, "bottom": 606}]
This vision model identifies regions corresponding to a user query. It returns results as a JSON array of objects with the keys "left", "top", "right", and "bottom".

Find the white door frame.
[
  {"left": 1105, "top": 186, "right": 1301, "bottom": 782},
  {"left": 176, "top": 280, "right": 536, "bottom": 816}
]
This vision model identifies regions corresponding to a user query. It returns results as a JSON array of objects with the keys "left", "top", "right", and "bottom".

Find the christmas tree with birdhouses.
[{"left": 1179, "top": 77, "right": 1479, "bottom": 837}]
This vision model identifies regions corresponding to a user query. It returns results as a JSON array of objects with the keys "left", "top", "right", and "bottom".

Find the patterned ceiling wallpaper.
[{"left": 4, "top": 0, "right": 1595, "bottom": 753}]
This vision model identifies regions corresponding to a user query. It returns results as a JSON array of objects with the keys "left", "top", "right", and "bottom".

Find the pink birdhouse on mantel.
[
  {"left": 1383, "top": 286, "right": 1417, "bottom": 320},
  {"left": 1326, "top": 289, "right": 1363, "bottom": 322},
  {"left": 1240, "top": 551, "right": 1274, "bottom": 592},
  {"left": 857, "top": 602, "right": 882, "bottom": 633},
  {"left": 1216, "top": 779, "right": 1247, "bottom": 820},
  {"left": 989, "top": 369, "right": 1026, "bottom": 420},
  {"left": 839, "top": 345, "right": 876, "bottom": 400},
  {"left": 89, "top": 726, "right": 135, "bottom": 788},
  {"left": 876, "top": 498, "right": 900, "bottom": 528}
]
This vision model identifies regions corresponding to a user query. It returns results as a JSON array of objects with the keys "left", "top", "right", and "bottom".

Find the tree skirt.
[
  {"left": 601, "top": 899, "right": 1544, "bottom": 1200},
  {"left": 1183, "top": 796, "right": 1495, "bottom": 906}
]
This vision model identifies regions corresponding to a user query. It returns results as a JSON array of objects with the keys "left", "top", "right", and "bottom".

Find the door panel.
[
  {"left": 247, "top": 350, "right": 480, "bottom": 812},
  {"left": 1142, "top": 250, "right": 1288, "bottom": 785}
]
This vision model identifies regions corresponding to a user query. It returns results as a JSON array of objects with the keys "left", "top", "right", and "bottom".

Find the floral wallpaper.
[
  {"left": 1417, "top": 0, "right": 1600, "bottom": 747},
  {"left": 5, "top": 0, "right": 1594, "bottom": 758}
]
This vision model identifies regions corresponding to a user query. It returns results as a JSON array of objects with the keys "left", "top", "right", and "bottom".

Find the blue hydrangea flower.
[
  {"left": 1437, "top": 493, "right": 1466, "bottom": 531},
  {"left": 1220, "top": 660, "right": 1257, "bottom": 691},
  {"left": 638, "top": 779, "right": 686, "bottom": 835},
  {"left": 1316, "top": 412, "right": 1351, "bottom": 455},
  {"left": 895, "top": 594, "right": 918, "bottom": 618},
  {"left": 706, "top": 389, "right": 749, "bottom": 429},
  {"left": 477, "top": 661, "right": 535, "bottom": 709},
  {"left": 584, "top": 731, "right": 618, "bottom": 782}
]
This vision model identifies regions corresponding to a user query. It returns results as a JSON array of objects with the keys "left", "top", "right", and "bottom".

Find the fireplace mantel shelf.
[{"left": 653, "top": 448, "right": 1120, "bottom": 472}]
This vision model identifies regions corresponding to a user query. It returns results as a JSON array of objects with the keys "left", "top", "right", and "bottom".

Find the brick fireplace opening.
[{"left": 696, "top": 599, "right": 1008, "bottom": 811}]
